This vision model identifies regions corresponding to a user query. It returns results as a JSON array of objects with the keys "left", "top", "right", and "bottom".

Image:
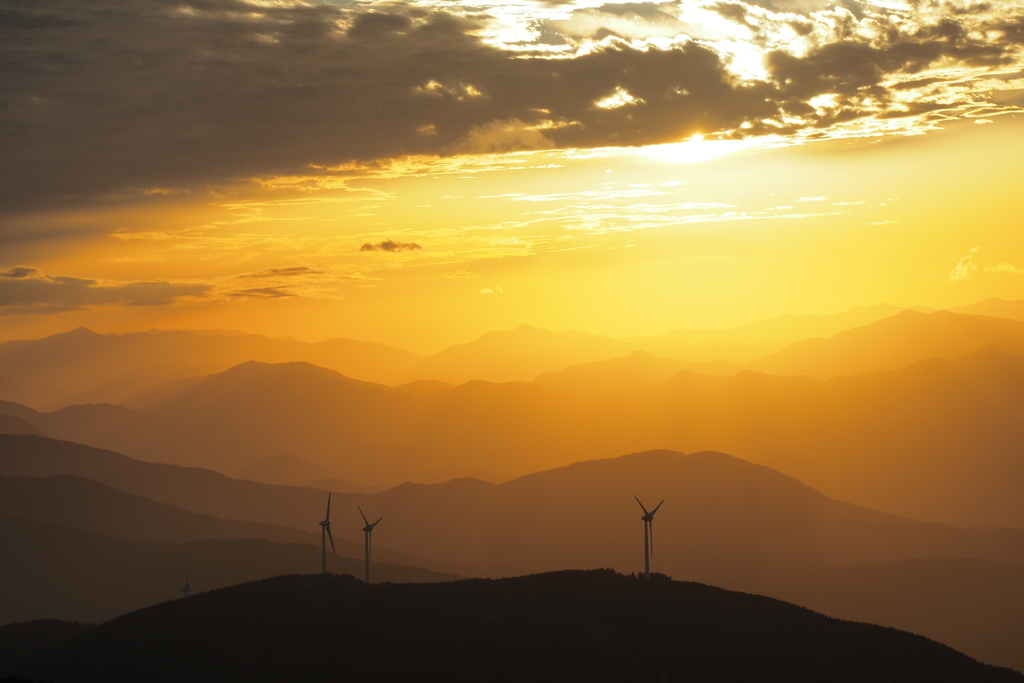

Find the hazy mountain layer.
[
  {"left": 949, "top": 298, "right": 1024, "bottom": 322},
  {"left": 0, "top": 436, "right": 474, "bottom": 577},
  {"left": 0, "top": 304, "right": 922, "bottom": 409},
  {"left": 0, "top": 414, "right": 42, "bottom": 437},
  {"left": 8, "top": 570, "right": 1020, "bottom": 683},
  {"left": 0, "top": 518, "right": 461, "bottom": 625},
  {"left": 233, "top": 453, "right": 379, "bottom": 491},
  {"left": 748, "top": 310, "right": 1024, "bottom": 379},
  {"left": 0, "top": 327, "right": 422, "bottom": 409},
  {"left": 0, "top": 474, "right": 321, "bottom": 546},
  {"left": 17, "top": 333, "right": 1024, "bottom": 526}
]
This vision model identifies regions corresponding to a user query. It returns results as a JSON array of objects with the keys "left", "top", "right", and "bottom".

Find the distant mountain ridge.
[
  {"left": 8, "top": 329, "right": 1022, "bottom": 527},
  {"left": 0, "top": 302, "right": 931, "bottom": 407},
  {"left": 748, "top": 309, "right": 1024, "bottom": 379},
  {"left": 0, "top": 327, "right": 423, "bottom": 409}
]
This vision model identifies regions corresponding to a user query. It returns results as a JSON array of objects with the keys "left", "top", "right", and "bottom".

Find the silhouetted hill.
[
  {"left": 0, "top": 474, "right": 321, "bottom": 546},
  {"left": 0, "top": 327, "right": 422, "bottom": 409},
  {"left": 0, "top": 518, "right": 461, "bottom": 625},
  {"left": 233, "top": 453, "right": 377, "bottom": 491},
  {"left": 0, "top": 415, "right": 42, "bottom": 437},
  {"left": 747, "top": 310, "right": 1024, "bottom": 379},
  {"left": 8, "top": 571, "right": 1021, "bottom": 683},
  {"left": 0, "top": 436, "right": 474, "bottom": 577},
  {"left": 0, "top": 620, "right": 92, "bottom": 675},
  {"left": 6, "top": 438, "right": 1024, "bottom": 577},
  {"left": 340, "top": 449, "right": 1024, "bottom": 585},
  {"left": 775, "top": 558, "right": 1024, "bottom": 672},
  {"left": 0, "top": 401, "right": 140, "bottom": 445}
]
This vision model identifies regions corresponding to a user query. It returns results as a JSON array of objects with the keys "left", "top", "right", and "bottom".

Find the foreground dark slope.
[
  {"left": 9, "top": 571, "right": 1021, "bottom": 683},
  {"left": 0, "top": 518, "right": 460, "bottom": 625},
  {"left": 774, "top": 558, "right": 1024, "bottom": 673}
]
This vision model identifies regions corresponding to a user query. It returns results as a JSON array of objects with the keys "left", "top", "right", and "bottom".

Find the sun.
[{"left": 639, "top": 134, "right": 760, "bottom": 164}]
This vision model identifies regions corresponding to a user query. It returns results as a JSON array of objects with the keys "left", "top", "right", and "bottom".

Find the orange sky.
[{"left": 2, "top": 0, "right": 1023, "bottom": 352}]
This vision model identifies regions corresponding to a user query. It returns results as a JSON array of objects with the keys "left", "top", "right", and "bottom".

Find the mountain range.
[
  {"left": 3, "top": 434, "right": 1024, "bottom": 669},
  {"left": 0, "top": 303, "right": 934, "bottom": 410},
  {"left": 7, "top": 310, "right": 1024, "bottom": 527}
]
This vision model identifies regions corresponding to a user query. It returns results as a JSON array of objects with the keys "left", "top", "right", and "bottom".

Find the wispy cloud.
[
  {"left": 245, "top": 266, "right": 325, "bottom": 279},
  {"left": 230, "top": 287, "right": 296, "bottom": 299},
  {"left": 360, "top": 240, "right": 423, "bottom": 253},
  {"left": 985, "top": 262, "right": 1024, "bottom": 275},
  {"left": 949, "top": 248, "right": 980, "bottom": 282},
  {"left": 0, "top": 268, "right": 209, "bottom": 314}
]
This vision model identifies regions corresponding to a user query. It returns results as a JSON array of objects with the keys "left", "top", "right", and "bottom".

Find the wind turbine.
[
  {"left": 181, "top": 570, "right": 193, "bottom": 598},
  {"left": 635, "top": 496, "right": 664, "bottom": 580},
  {"left": 358, "top": 507, "right": 382, "bottom": 585},
  {"left": 320, "top": 492, "right": 335, "bottom": 575}
]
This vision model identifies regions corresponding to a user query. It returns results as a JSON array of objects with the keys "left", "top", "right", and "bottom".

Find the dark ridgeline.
[{"left": 5, "top": 570, "right": 1022, "bottom": 683}]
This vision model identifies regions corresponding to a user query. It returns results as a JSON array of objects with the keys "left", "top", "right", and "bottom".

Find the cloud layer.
[
  {"left": 0, "top": 267, "right": 209, "bottom": 313},
  {"left": 1, "top": 0, "right": 1021, "bottom": 213}
]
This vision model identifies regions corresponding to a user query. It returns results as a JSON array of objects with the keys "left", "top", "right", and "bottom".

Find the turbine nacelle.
[
  {"left": 359, "top": 506, "right": 383, "bottom": 533},
  {"left": 635, "top": 496, "right": 664, "bottom": 521}
]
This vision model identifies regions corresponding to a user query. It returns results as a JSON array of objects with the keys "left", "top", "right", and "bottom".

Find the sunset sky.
[{"left": 2, "top": 0, "right": 1023, "bottom": 352}]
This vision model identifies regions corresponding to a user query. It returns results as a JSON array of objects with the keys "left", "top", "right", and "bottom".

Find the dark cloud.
[
  {"left": 245, "top": 266, "right": 324, "bottom": 278},
  {"left": 360, "top": 240, "right": 423, "bottom": 252},
  {"left": 0, "top": 0, "right": 1020, "bottom": 214},
  {"left": 0, "top": 266, "right": 40, "bottom": 279},
  {"left": 0, "top": 269, "right": 210, "bottom": 313}
]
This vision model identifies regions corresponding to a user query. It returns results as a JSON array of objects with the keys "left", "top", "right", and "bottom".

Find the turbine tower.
[
  {"left": 358, "top": 507, "right": 382, "bottom": 585},
  {"left": 181, "top": 570, "right": 193, "bottom": 598},
  {"left": 319, "top": 492, "right": 335, "bottom": 575},
  {"left": 634, "top": 496, "right": 664, "bottom": 580}
]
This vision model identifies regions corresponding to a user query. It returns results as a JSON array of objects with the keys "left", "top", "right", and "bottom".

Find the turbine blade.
[
  {"left": 651, "top": 499, "right": 665, "bottom": 516},
  {"left": 326, "top": 492, "right": 332, "bottom": 522},
  {"left": 634, "top": 495, "right": 650, "bottom": 515},
  {"left": 649, "top": 520, "right": 654, "bottom": 557},
  {"left": 326, "top": 525, "right": 335, "bottom": 553},
  {"left": 371, "top": 516, "right": 383, "bottom": 529},
  {"left": 358, "top": 506, "right": 369, "bottom": 526}
]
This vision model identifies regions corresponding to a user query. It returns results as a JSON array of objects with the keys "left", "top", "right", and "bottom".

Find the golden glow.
[
  {"left": 639, "top": 135, "right": 761, "bottom": 164},
  {"left": 3, "top": 115, "right": 1024, "bottom": 352}
]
